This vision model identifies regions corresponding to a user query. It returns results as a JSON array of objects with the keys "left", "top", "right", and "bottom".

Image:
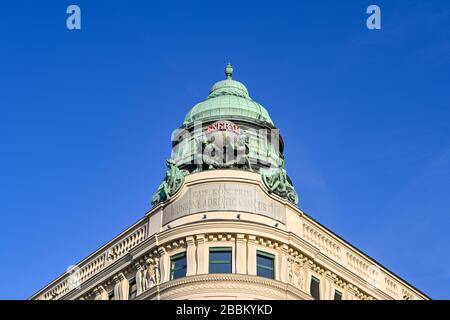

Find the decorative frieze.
[
  {"left": 255, "top": 236, "right": 280, "bottom": 249},
  {"left": 287, "top": 255, "right": 307, "bottom": 291},
  {"left": 163, "top": 239, "right": 186, "bottom": 251},
  {"left": 135, "top": 258, "right": 160, "bottom": 295},
  {"left": 206, "top": 233, "right": 235, "bottom": 242}
]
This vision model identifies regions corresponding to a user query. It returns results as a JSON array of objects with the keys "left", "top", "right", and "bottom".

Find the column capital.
[
  {"left": 196, "top": 234, "right": 206, "bottom": 243},
  {"left": 186, "top": 235, "right": 196, "bottom": 245},
  {"left": 236, "top": 233, "right": 246, "bottom": 240},
  {"left": 158, "top": 246, "right": 167, "bottom": 256}
]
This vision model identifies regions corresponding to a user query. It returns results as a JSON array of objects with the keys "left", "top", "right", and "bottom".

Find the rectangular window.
[
  {"left": 256, "top": 251, "right": 275, "bottom": 279},
  {"left": 310, "top": 276, "right": 321, "bottom": 300},
  {"left": 209, "top": 247, "right": 232, "bottom": 273},
  {"left": 170, "top": 252, "right": 187, "bottom": 280},
  {"left": 334, "top": 290, "right": 343, "bottom": 300},
  {"left": 129, "top": 278, "right": 137, "bottom": 300},
  {"left": 108, "top": 291, "right": 115, "bottom": 301}
]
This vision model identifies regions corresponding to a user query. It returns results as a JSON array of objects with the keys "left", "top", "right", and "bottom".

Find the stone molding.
[{"left": 152, "top": 274, "right": 310, "bottom": 300}]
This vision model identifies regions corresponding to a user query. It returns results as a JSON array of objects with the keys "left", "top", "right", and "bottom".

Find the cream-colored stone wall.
[{"left": 30, "top": 170, "right": 429, "bottom": 301}]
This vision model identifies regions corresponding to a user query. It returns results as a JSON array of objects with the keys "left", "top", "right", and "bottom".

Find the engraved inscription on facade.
[{"left": 163, "top": 182, "right": 285, "bottom": 224}]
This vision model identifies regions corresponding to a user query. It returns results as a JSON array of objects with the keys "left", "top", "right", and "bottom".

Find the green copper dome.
[{"left": 183, "top": 64, "right": 274, "bottom": 127}]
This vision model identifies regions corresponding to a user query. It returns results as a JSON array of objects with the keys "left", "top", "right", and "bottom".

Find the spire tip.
[{"left": 225, "top": 63, "right": 233, "bottom": 79}]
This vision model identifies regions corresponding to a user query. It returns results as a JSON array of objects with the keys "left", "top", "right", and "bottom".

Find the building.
[{"left": 30, "top": 64, "right": 428, "bottom": 300}]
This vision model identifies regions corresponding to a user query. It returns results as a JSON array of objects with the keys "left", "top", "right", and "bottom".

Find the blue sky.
[{"left": 0, "top": 0, "right": 449, "bottom": 299}]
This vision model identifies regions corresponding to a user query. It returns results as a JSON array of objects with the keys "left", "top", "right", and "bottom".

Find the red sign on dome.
[{"left": 205, "top": 121, "right": 240, "bottom": 135}]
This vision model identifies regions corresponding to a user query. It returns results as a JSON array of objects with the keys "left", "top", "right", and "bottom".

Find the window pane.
[
  {"left": 210, "top": 262, "right": 232, "bottom": 273},
  {"left": 170, "top": 253, "right": 187, "bottom": 280},
  {"left": 258, "top": 255, "right": 273, "bottom": 268},
  {"left": 257, "top": 251, "right": 274, "bottom": 279},
  {"left": 172, "top": 267, "right": 186, "bottom": 279},
  {"left": 258, "top": 267, "right": 274, "bottom": 279},
  {"left": 209, "top": 247, "right": 232, "bottom": 273},
  {"left": 210, "top": 251, "right": 231, "bottom": 262},
  {"left": 310, "top": 276, "right": 320, "bottom": 300},
  {"left": 334, "top": 290, "right": 342, "bottom": 300}
]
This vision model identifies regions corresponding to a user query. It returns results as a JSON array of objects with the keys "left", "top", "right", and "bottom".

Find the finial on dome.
[{"left": 225, "top": 63, "right": 233, "bottom": 79}]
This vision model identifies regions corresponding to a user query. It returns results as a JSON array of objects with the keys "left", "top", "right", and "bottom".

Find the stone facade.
[{"left": 30, "top": 170, "right": 428, "bottom": 300}]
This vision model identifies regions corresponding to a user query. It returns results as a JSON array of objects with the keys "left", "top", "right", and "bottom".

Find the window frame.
[
  {"left": 208, "top": 247, "right": 233, "bottom": 274},
  {"left": 256, "top": 250, "right": 275, "bottom": 279},
  {"left": 170, "top": 251, "right": 187, "bottom": 280},
  {"left": 310, "top": 276, "right": 321, "bottom": 300}
]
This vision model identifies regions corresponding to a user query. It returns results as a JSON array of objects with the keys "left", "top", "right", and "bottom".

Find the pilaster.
[
  {"left": 196, "top": 234, "right": 207, "bottom": 274},
  {"left": 235, "top": 234, "right": 247, "bottom": 274},
  {"left": 186, "top": 236, "right": 197, "bottom": 276},
  {"left": 158, "top": 247, "right": 170, "bottom": 283},
  {"left": 278, "top": 244, "right": 289, "bottom": 283},
  {"left": 247, "top": 235, "right": 257, "bottom": 276}
]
